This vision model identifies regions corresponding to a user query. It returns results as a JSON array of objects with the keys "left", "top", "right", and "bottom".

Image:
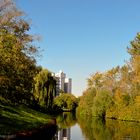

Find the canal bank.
[
  {"left": 0, "top": 103, "right": 57, "bottom": 139},
  {"left": 0, "top": 119, "right": 57, "bottom": 140}
]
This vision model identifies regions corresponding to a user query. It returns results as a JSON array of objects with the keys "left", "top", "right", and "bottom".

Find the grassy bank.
[{"left": 0, "top": 103, "right": 55, "bottom": 135}]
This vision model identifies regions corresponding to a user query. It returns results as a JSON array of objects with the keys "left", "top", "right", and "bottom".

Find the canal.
[
  {"left": 54, "top": 112, "right": 140, "bottom": 140},
  {"left": 5, "top": 112, "right": 140, "bottom": 140}
]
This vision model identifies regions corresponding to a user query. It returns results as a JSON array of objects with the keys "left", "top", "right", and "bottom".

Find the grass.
[{"left": 0, "top": 103, "right": 54, "bottom": 135}]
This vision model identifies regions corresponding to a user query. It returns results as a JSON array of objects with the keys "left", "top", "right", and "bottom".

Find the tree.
[
  {"left": 87, "top": 67, "right": 120, "bottom": 95},
  {"left": 77, "top": 32, "right": 140, "bottom": 121},
  {"left": 127, "top": 33, "right": 140, "bottom": 96},
  {"left": 92, "top": 90, "right": 114, "bottom": 118},
  {"left": 0, "top": 0, "right": 39, "bottom": 104},
  {"left": 127, "top": 33, "right": 140, "bottom": 56},
  {"left": 44, "top": 76, "right": 56, "bottom": 110},
  {"left": 103, "top": 66, "right": 120, "bottom": 94},
  {"left": 87, "top": 72, "right": 104, "bottom": 91},
  {"left": 53, "top": 94, "right": 78, "bottom": 111},
  {"left": 33, "top": 69, "right": 56, "bottom": 110},
  {"left": 77, "top": 87, "right": 96, "bottom": 116}
]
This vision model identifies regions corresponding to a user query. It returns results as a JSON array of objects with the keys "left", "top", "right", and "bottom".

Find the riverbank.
[{"left": 0, "top": 103, "right": 56, "bottom": 136}]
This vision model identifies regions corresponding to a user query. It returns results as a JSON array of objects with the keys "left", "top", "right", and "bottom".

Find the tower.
[{"left": 54, "top": 70, "right": 72, "bottom": 96}]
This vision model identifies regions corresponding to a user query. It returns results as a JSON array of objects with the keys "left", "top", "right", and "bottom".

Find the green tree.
[
  {"left": 0, "top": 0, "right": 39, "bottom": 104},
  {"left": 92, "top": 90, "right": 114, "bottom": 118},
  {"left": 33, "top": 69, "right": 56, "bottom": 110},
  {"left": 77, "top": 87, "right": 96, "bottom": 116},
  {"left": 53, "top": 93, "right": 78, "bottom": 111}
]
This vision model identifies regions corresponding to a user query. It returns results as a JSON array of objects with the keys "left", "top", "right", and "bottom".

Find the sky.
[{"left": 16, "top": 0, "right": 140, "bottom": 96}]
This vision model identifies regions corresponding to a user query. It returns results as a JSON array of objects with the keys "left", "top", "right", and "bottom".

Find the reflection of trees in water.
[
  {"left": 55, "top": 112, "right": 77, "bottom": 140},
  {"left": 106, "top": 119, "right": 140, "bottom": 140},
  {"left": 56, "top": 112, "right": 77, "bottom": 129},
  {"left": 77, "top": 115, "right": 140, "bottom": 140},
  {"left": 77, "top": 116, "right": 111, "bottom": 140}
]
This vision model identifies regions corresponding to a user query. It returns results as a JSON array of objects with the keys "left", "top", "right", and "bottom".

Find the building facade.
[
  {"left": 64, "top": 78, "right": 72, "bottom": 93},
  {"left": 54, "top": 70, "right": 72, "bottom": 96}
]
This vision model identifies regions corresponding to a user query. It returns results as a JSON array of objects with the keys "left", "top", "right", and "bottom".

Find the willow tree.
[
  {"left": 0, "top": 0, "right": 39, "bottom": 104},
  {"left": 33, "top": 69, "right": 56, "bottom": 110}
]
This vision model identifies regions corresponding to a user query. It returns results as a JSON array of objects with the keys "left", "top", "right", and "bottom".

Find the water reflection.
[
  {"left": 55, "top": 112, "right": 76, "bottom": 140},
  {"left": 77, "top": 115, "right": 140, "bottom": 140},
  {"left": 9, "top": 112, "right": 140, "bottom": 140},
  {"left": 55, "top": 128, "right": 70, "bottom": 140}
]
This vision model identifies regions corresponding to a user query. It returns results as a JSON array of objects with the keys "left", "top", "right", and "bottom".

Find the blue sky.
[{"left": 17, "top": 0, "right": 140, "bottom": 96}]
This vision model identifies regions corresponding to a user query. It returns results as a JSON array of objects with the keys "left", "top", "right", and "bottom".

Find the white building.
[
  {"left": 64, "top": 78, "right": 72, "bottom": 93},
  {"left": 54, "top": 70, "right": 72, "bottom": 96}
]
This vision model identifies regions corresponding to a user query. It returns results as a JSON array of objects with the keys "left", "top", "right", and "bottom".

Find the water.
[
  {"left": 5, "top": 112, "right": 140, "bottom": 140},
  {"left": 71, "top": 124, "right": 85, "bottom": 140},
  {"left": 54, "top": 112, "right": 140, "bottom": 140}
]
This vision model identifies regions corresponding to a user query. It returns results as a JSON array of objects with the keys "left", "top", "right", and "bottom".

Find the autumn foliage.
[{"left": 77, "top": 33, "right": 140, "bottom": 121}]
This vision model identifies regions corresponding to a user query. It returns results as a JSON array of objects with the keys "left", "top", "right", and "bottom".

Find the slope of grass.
[{"left": 0, "top": 103, "right": 54, "bottom": 135}]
